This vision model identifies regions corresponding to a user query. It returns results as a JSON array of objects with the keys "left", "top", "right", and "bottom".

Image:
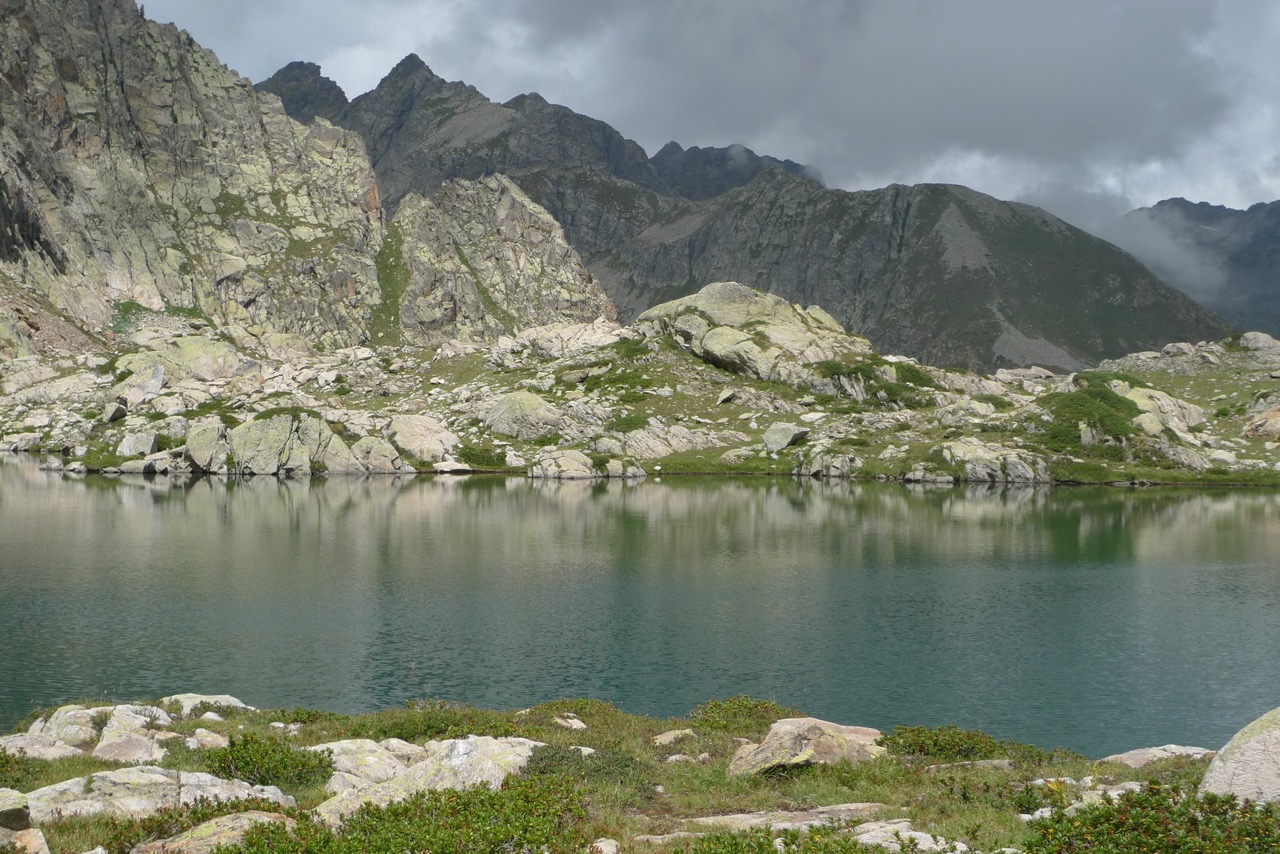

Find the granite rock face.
[
  {"left": 390, "top": 176, "right": 614, "bottom": 347},
  {"left": 0, "top": 0, "right": 385, "bottom": 357},
  {"left": 1200, "top": 706, "right": 1280, "bottom": 804}
]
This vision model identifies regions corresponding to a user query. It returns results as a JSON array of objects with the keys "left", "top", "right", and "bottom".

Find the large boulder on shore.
[
  {"left": 634, "top": 282, "right": 872, "bottom": 385},
  {"left": 728, "top": 717, "right": 885, "bottom": 776},
  {"left": 1200, "top": 706, "right": 1280, "bottom": 803},
  {"left": 484, "top": 392, "right": 563, "bottom": 441},
  {"left": 313, "top": 735, "right": 542, "bottom": 825}
]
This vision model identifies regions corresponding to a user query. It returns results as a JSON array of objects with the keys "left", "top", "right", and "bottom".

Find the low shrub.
[
  {"left": 220, "top": 776, "right": 588, "bottom": 853},
  {"left": 689, "top": 696, "right": 802, "bottom": 739},
  {"left": 455, "top": 445, "right": 508, "bottom": 470},
  {"left": 339, "top": 700, "right": 515, "bottom": 742},
  {"left": 877, "top": 723, "right": 1073, "bottom": 766},
  {"left": 0, "top": 748, "right": 43, "bottom": 790},
  {"left": 523, "top": 744, "right": 654, "bottom": 791},
  {"left": 203, "top": 732, "right": 331, "bottom": 788},
  {"left": 81, "top": 797, "right": 286, "bottom": 854},
  {"left": 1026, "top": 782, "right": 1280, "bottom": 853}
]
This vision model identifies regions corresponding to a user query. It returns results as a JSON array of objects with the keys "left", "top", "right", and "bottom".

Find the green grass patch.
[
  {"left": 607, "top": 413, "right": 650, "bottom": 433},
  {"left": 370, "top": 222, "right": 410, "bottom": 345},
  {"left": 204, "top": 732, "right": 332, "bottom": 789},
  {"left": 690, "top": 696, "right": 803, "bottom": 739},
  {"left": 455, "top": 445, "right": 509, "bottom": 470}
]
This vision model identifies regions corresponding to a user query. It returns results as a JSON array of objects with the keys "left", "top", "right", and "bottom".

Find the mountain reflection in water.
[{"left": 3, "top": 455, "right": 1279, "bottom": 757}]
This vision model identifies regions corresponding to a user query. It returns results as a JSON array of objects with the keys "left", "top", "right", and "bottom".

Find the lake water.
[{"left": 2, "top": 454, "right": 1279, "bottom": 757}]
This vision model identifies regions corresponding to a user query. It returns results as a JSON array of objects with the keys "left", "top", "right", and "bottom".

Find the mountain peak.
[{"left": 256, "top": 61, "right": 348, "bottom": 123}]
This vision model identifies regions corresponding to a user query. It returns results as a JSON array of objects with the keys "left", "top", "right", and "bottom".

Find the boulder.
[
  {"left": 728, "top": 717, "right": 885, "bottom": 776},
  {"left": 117, "top": 431, "right": 159, "bottom": 457},
  {"left": 308, "top": 739, "right": 405, "bottom": 785},
  {"left": 184, "top": 421, "right": 231, "bottom": 474},
  {"left": 936, "top": 438, "right": 1049, "bottom": 483},
  {"left": 312, "top": 735, "right": 543, "bottom": 825},
  {"left": 634, "top": 282, "right": 872, "bottom": 385},
  {"left": 228, "top": 416, "right": 303, "bottom": 476},
  {"left": 349, "top": 436, "right": 411, "bottom": 473},
  {"left": 1101, "top": 744, "right": 1214, "bottom": 768},
  {"left": 27, "top": 705, "right": 97, "bottom": 747},
  {"left": 653, "top": 729, "right": 694, "bottom": 747},
  {"left": 388, "top": 415, "right": 460, "bottom": 463},
  {"left": 295, "top": 416, "right": 365, "bottom": 474},
  {"left": 853, "top": 819, "right": 968, "bottom": 852},
  {"left": 505, "top": 318, "right": 624, "bottom": 359},
  {"left": 111, "top": 365, "right": 166, "bottom": 409},
  {"left": 1240, "top": 331, "right": 1280, "bottom": 350},
  {"left": 1200, "top": 706, "right": 1280, "bottom": 803},
  {"left": 25, "top": 767, "right": 293, "bottom": 823},
  {"left": 762, "top": 423, "right": 809, "bottom": 453},
  {"left": 1, "top": 828, "right": 49, "bottom": 854},
  {"left": 689, "top": 802, "right": 885, "bottom": 832},
  {"left": 184, "top": 729, "right": 230, "bottom": 751},
  {"left": 160, "top": 693, "right": 255, "bottom": 717},
  {"left": 132, "top": 810, "right": 295, "bottom": 854},
  {"left": 1244, "top": 407, "right": 1280, "bottom": 439},
  {"left": 484, "top": 392, "right": 563, "bottom": 441},
  {"left": 0, "top": 733, "right": 86, "bottom": 761},
  {"left": 528, "top": 449, "right": 598, "bottom": 479}
]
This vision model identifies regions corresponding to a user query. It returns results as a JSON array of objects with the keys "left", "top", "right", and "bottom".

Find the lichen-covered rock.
[
  {"left": 0, "top": 0, "right": 383, "bottom": 351},
  {"left": 392, "top": 176, "right": 615, "bottom": 347},
  {"left": 935, "top": 438, "right": 1049, "bottom": 483},
  {"left": 0, "top": 733, "right": 86, "bottom": 761},
  {"left": 1200, "top": 706, "right": 1280, "bottom": 803},
  {"left": 529, "top": 449, "right": 598, "bottom": 479},
  {"left": 635, "top": 282, "right": 872, "bottom": 385},
  {"left": 349, "top": 436, "right": 410, "bottom": 474},
  {"left": 25, "top": 767, "right": 293, "bottom": 823},
  {"left": 308, "top": 739, "right": 406, "bottom": 786},
  {"left": 185, "top": 420, "right": 232, "bottom": 474},
  {"left": 728, "top": 717, "right": 885, "bottom": 776},
  {"left": 484, "top": 392, "right": 563, "bottom": 441},
  {"left": 312, "top": 735, "right": 542, "bottom": 825},
  {"left": 132, "top": 811, "right": 294, "bottom": 854},
  {"left": 1101, "top": 744, "right": 1214, "bottom": 768},
  {"left": 388, "top": 415, "right": 460, "bottom": 463},
  {"left": 1244, "top": 406, "right": 1280, "bottom": 439},
  {"left": 228, "top": 416, "right": 305, "bottom": 476},
  {"left": 762, "top": 423, "right": 809, "bottom": 453}
]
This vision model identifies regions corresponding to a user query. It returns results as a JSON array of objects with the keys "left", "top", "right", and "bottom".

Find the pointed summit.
[{"left": 256, "top": 61, "right": 348, "bottom": 124}]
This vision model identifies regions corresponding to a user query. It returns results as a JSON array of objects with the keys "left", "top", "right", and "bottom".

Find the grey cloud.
[{"left": 143, "top": 0, "right": 1276, "bottom": 231}]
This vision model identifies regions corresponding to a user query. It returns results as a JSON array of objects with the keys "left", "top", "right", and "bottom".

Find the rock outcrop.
[
  {"left": 727, "top": 717, "right": 885, "bottom": 776},
  {"left": 0, "top": 0, "right": 384, "bottom": 355},
  {"left": 1200, "top": 706, "right": 1280, "bottom": 804},
  {"left": 389, "top": 176, "right": 614, "bottom": 347}
]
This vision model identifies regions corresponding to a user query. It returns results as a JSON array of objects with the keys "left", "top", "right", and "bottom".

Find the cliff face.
[
  {"left": 270, "top": 56, "right": 1231, "bottom": 372},
  {"left": 386, "top": 175, "right": 614, "bottom": 348},
  {"left": 0, "top": 0, "right": 385, "bottom": 354},
  {"left": 1115, "top": 198, "right": 1280, "bottom": 337}
]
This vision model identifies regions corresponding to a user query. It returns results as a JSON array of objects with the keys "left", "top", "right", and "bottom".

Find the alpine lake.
[{"left": 3, "top": 453, "right": 1279, "bottom": 759}]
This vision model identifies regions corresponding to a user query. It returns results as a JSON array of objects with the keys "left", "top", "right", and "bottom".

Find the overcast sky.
[{"left": 144, "top": 0, "right": 1280, "bottom": 232}]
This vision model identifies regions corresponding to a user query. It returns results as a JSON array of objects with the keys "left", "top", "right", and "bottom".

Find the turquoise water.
[{"left": 2, "top": 455, "right": 1279, "bottom": 757}]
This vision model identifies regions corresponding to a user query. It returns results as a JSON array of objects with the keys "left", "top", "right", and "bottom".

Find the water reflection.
[{"left": 2, "top": 455, "right": 1279, "bottom": 756}]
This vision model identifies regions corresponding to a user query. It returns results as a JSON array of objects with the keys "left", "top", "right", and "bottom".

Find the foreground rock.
[
  {"left": 1101, "top": 744, "right": 1215, "bottom": 768},
  {"left": 728, "top": 717, "right": 885, "bottom": 776},
  {"left": 313, "top": 735, "right": 543, "bottom": 825},
  {"left": 1200, "top": 706, "right": 1280, "bottom": 803},
  {"left": 25, "top": 767, "right": 293, "bottom": 823},
  {"left": 688, "top": 802, "right": 885, "bottom": 832},
  {"left": 132, "top": 811, "right": 295, "bottom": 854}
]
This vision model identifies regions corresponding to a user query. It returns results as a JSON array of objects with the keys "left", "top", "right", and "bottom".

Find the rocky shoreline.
[
  {"left": 4, "top": 283, "right": 1280, "bottom": 488},
  {"left": 3, "top": 692, "right": 1279, "bottom": 853}
]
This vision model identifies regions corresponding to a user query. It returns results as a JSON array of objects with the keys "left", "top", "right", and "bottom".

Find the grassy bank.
[{"left": 4, "top": 695, "right": 1271, "bottom": 853}]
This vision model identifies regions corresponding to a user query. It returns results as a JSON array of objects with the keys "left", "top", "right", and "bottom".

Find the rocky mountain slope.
[
  {"left": 1113, "top": 197, "right": 1280, "bottom": 337},
  {"left": 0, "top": 0, "right": 608, "bottom": 361},
  {"left": 259, "top": 58, "right": 1232, "bottom": 372},
  {"left": 4, "top": 280, "right": 1277, "bottom": 485}
]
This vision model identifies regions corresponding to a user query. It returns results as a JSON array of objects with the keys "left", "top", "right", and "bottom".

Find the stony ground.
[
  {"left": 1, "top": 692, "right": 1255, "bottom": 854},
  {"left": 2, "top": 283, "right": 1280, "bottom": 487}
]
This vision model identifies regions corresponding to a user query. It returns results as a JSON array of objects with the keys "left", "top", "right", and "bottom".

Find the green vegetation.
[
  {"left": 607, "top": 412, "right": 650, "bottom": 433},
  {"left": 204, "top": 732, "right": 332, "bottom": 789},
  {"left": 9, "top": 695, "right": 1245, "bottom": 854},
  {"left": 1026, "top": 783, "right": 1280, "bottom": 853},
  {"left": 370, "top": 222, "right": 410, "bottom": 345},
  {"left": 222, "top": 778, "right": 587, "bottom": 854},
  {"left": 1035, "top": 373, "right": 1140, "bottom": 453},
  {"left": 455, "top": 445, "right": 510, "bottom": 470}
]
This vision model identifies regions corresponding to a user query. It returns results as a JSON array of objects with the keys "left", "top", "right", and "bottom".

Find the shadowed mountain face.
[
  {"left": 261, "top": 56, "right": 1231, "bottom": 372},
  {"left": 1113, "top": 198, "right": 1280, "bottom": 338}
]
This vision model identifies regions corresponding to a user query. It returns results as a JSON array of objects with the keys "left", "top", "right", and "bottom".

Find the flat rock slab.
[
  {"left": 853, "top": 819, "right": 969, "bottom": 852},
  {"left": 728, "top": 717, "right": 885, "bottom": 776},
  {"left": 308, "top": 739, "right": 406, "bottom": 785},
  {"left": 0, "top": 733, "right": 85, "bottom": 761},
  {"left": 132, "top": 810, "right": 294, "bottom": 854},
  {"left": 688, "top": 802, "right": 886, "bottom": 832},
  {"left": 161, "top": 694, "right": 255, "bottom": 717},
  {"left": 1101, "top": 744, "right": 1214, "bottom": 768},
  {"left": 25, "top": 767, "right": 294, "bottom": 824}
]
